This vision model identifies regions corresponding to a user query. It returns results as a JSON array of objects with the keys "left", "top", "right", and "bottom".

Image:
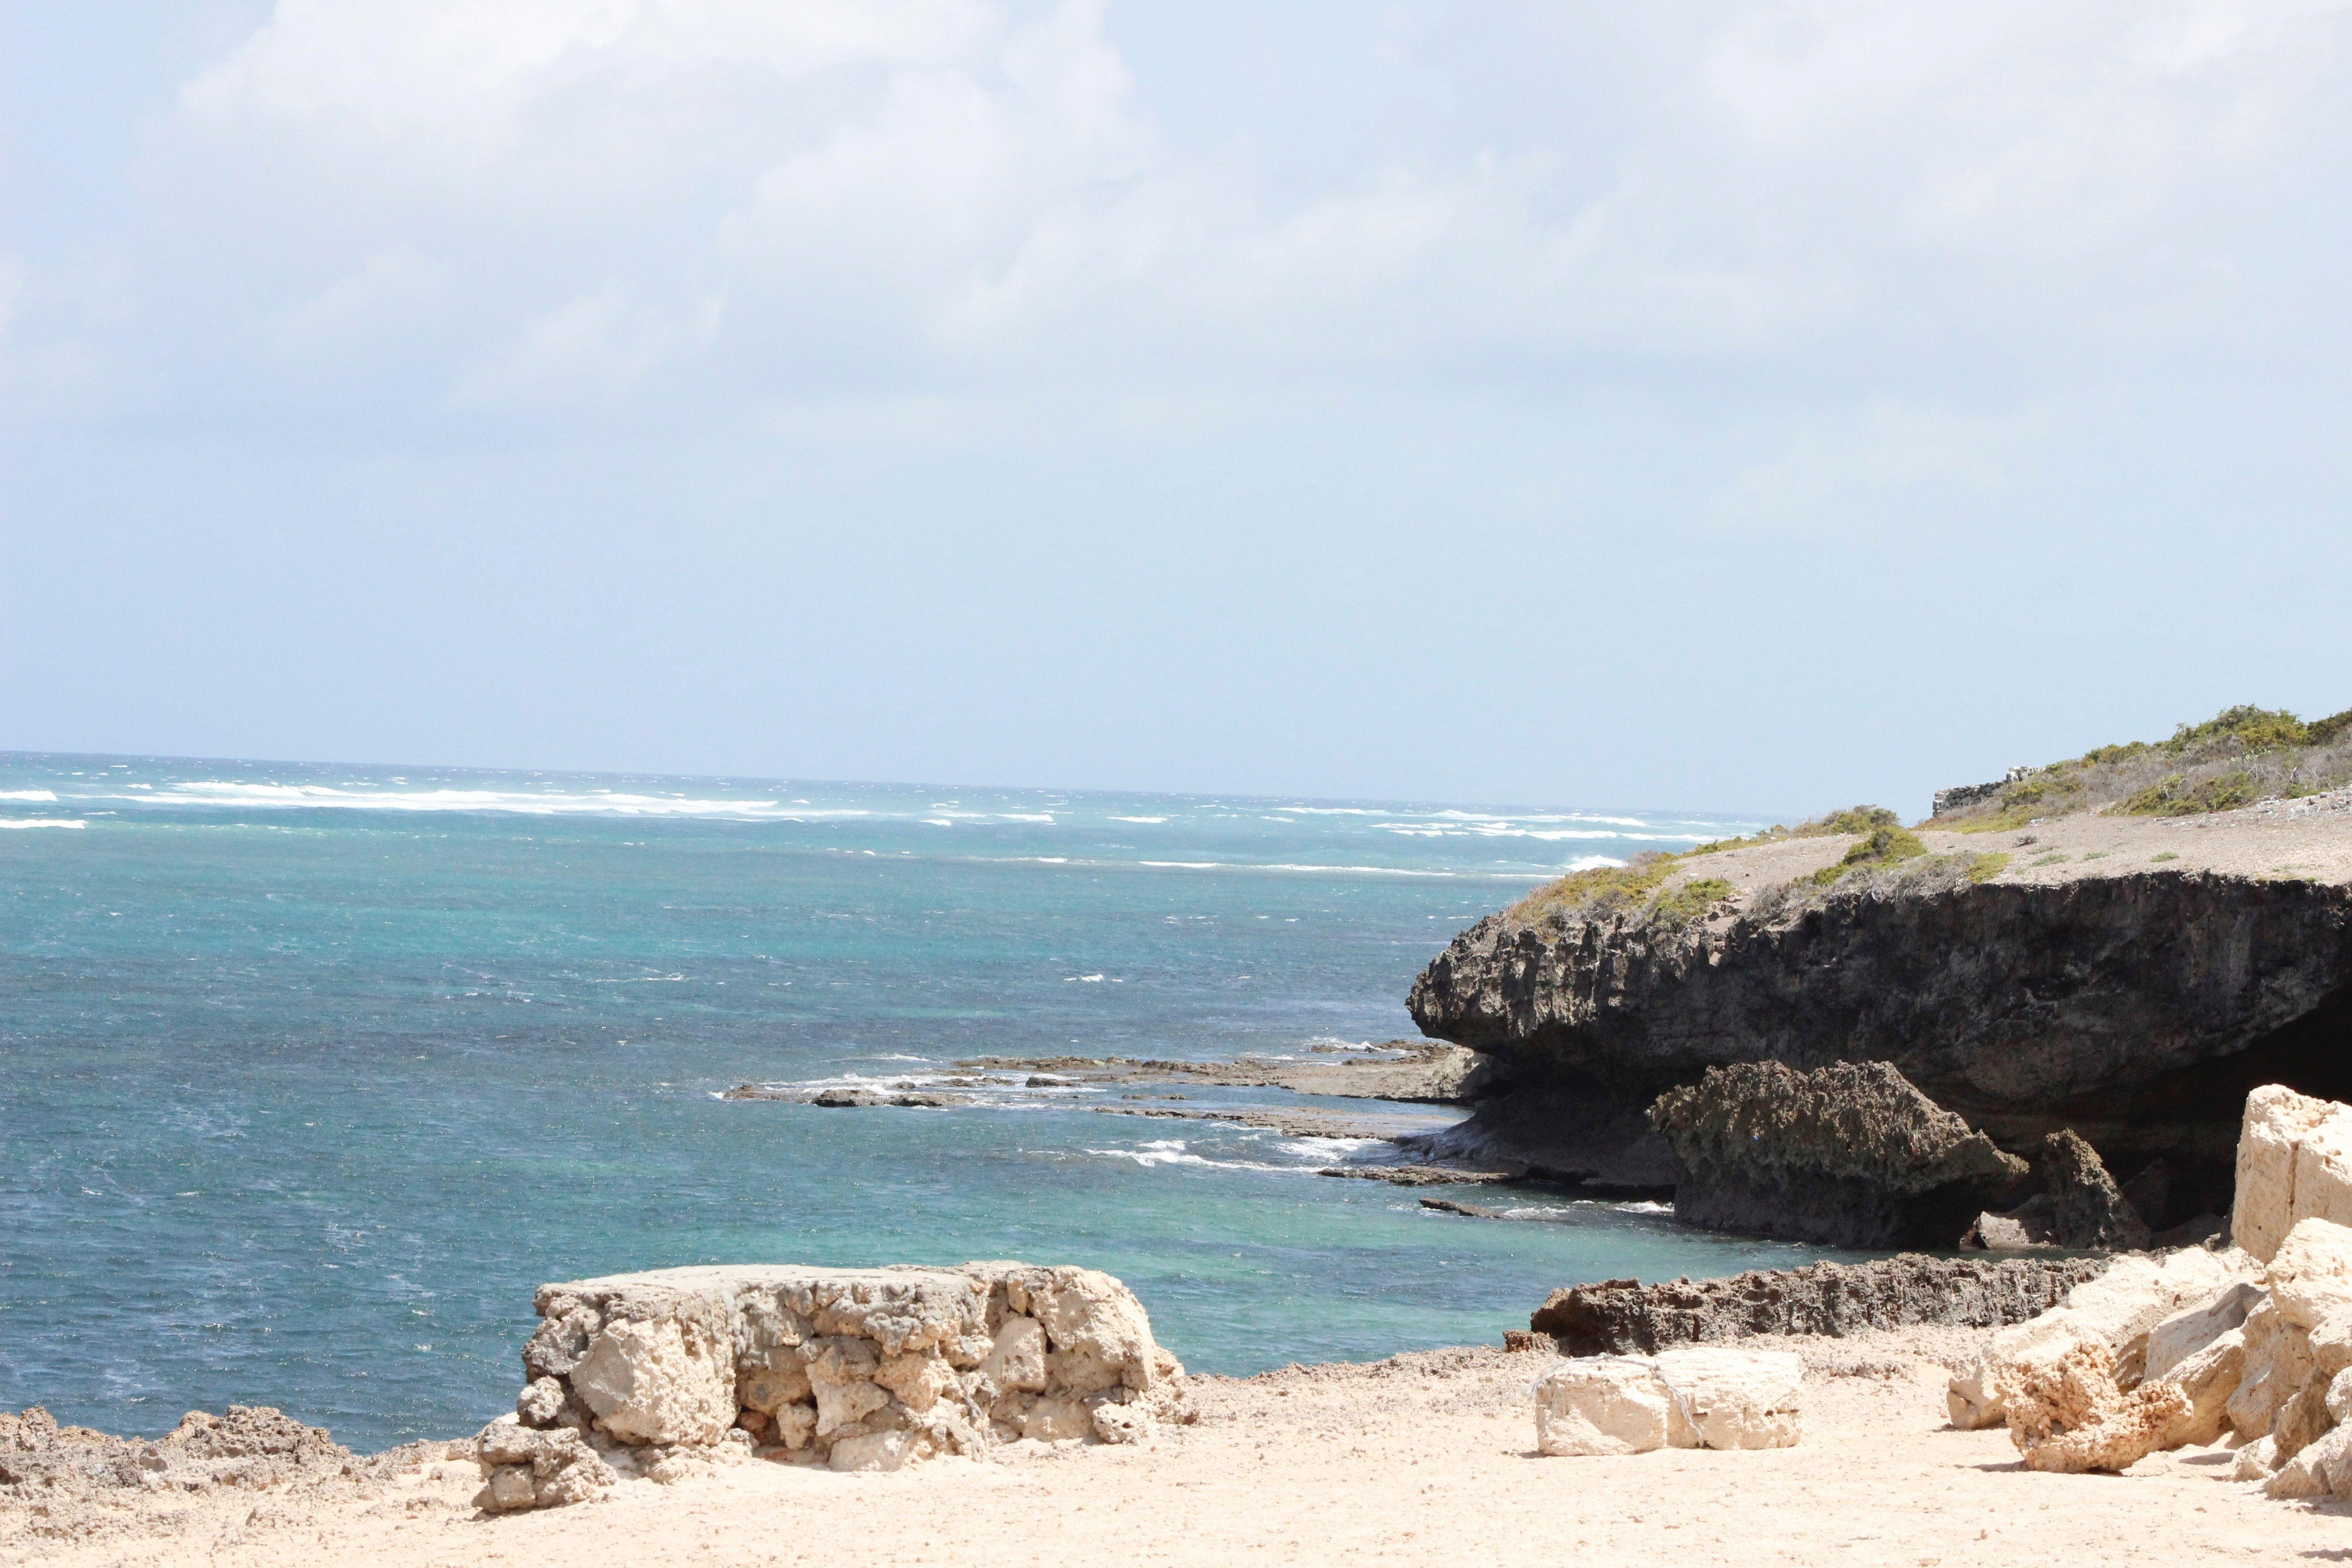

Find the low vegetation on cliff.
[
  {"left": 1931, "top": 703, "right": 2352, "bottom": 832},
  {"left": 1507, "top": 809, "right": 2004, "bottom": 933}
]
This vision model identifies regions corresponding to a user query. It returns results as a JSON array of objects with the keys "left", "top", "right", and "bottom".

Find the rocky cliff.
[{"left": 1408, "top": 812, "right": 2352, "bottom": 1220}]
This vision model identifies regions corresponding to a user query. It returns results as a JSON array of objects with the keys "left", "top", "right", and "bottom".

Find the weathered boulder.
[
  {"left": 484, "top": 1262, "right": 1185, "bottom": 1506},
  {"left": 2269, "top": 1424, "right": 2352, "bottom": 1500},
  {"left": 1994, "top": 1338, "right": 2192, "bottom": 1474},
  {"left": 472, "top": 1421, "right": 618, "bottom": 1511},
  {"left": 2266, "top": 1217, "right": 2352, "bottom": 1330},
  {"left": 1947, "top": 1247, "right": 2255, "bottom": 1429},
  {"left": 2144, "top": 1281, "right": 2262, "bottom": 1382},
  {"left": 1652, "top": 1347, "right": 1803, "bottom": 1450},
  {"left": 2227, "top": 1297, "right": 2320, "bottom": 1443},
  {"left": 1533, "top": 1348, "right": 1801, "bottom": 1456},
  {"left": 2151, "top": 1326, "right": 2246, "bottom": 1447},
  {"left": 2038, "top": 1130, "right": 2151, "bottom": 1251},
  {"left": 1532, "top": 1254, "right": 2105, "bottom": 1357},
  {"left": 1646, "top": 1062, "right": 2028, "bottom": 1247},
  {"left": 1533, "top": 1357, "right": 1677, "bottom": 1456},
  {"left": 2234, "top": 1085, "right": 2352, "bottom": 1263}
]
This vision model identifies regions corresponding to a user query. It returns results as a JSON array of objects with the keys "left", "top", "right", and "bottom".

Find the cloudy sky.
[{"left": 4, "top": 1, "right": 2347, "bottom": 815}]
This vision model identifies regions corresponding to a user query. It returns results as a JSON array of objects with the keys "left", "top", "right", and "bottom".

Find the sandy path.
[{"left": 14, "top": 1331, "right": 2350, "bottom": 1568}]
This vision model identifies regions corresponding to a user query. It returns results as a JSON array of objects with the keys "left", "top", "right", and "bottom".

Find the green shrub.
[
  {"left": 2168, "top": 705, "right": 2309, "bottom": 752},
  {"left": 1812, "top": 825, "right": 1929, "bottom": 886},
  {"left": 1965, "top": 853, "right": 2010, "bottom": 882},
  {"left": 1932, "top": 700, "right": 2350, "bottom": 828},
  {"left": 2120, "top": 771, "right": 2259, "bottom": 817},
  {"left": 1651, "top": 877, "right": 1734, "bottom": 926},
  {"left": 1510, "top": 852, "right": 1683, "bottom": 924}
]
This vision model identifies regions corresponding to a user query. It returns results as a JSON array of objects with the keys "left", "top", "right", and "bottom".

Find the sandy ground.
[
  {"left": 14, "top": 1328, "right": 2350, "bottom": 1568},
  {"left": 1642, "top": 787, "right": 2352, "bottom": 911}
]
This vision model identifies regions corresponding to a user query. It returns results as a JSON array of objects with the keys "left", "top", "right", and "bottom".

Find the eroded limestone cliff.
[{"left": 1408, "top": 823, "right": 2352, "bottom": 1219}]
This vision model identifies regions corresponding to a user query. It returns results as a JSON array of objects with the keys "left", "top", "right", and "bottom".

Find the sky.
[{"left": 3, "top": 1, "right": 2348, "bottom": 819}]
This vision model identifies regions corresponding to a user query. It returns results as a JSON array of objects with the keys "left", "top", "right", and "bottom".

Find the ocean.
[{"left": 0, "top": 754, "right": 1849, "bottom": 1451}]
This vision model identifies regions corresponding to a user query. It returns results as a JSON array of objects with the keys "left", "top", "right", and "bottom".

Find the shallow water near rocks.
[{"left": 0, "top": 754, "right": 1855, "bottom": 1450}]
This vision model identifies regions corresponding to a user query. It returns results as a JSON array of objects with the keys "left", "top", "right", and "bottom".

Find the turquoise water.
[{"left": 0, "top": 755, "right": 1847, "bottom": 1450}]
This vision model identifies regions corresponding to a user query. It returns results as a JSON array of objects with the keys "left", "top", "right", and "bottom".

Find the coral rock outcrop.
[
  {"left": 1993, "top": 1339, "right": 2194, "bottom": 1474},
  {"left": 1531, "top": 1254, "right": 2106, "bottom": 1357},
  {"left": 0, "top": 1405, "right": 351, "bottom": 1502}
]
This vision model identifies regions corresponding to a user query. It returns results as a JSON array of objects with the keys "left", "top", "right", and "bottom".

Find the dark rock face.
[
  {"left": 1409, "top": 872, "right": 2352, "bottom": 1216},
  {"left": 2040, "top": 1129, "right": 2152, "bottom": 1251},
  {"left": 1529, "top": 1254, "right": 2111, "bottom": 1357},
  {"left": 1646, "top": 1061, "right": 2029, "bottom": 1247}
]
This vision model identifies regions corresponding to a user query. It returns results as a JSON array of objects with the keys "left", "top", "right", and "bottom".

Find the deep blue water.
[{"left": 0, "top": 754, "right": 1847, "bottom": 1450}]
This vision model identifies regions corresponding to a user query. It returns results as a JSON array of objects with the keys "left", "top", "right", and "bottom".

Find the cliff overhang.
[{"left": 1409, "top": 865, "right": 2352, "bottom": 1223}]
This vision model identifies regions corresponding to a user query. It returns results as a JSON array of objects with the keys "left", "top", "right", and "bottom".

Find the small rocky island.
[{"left": 1406, "top": 705, "right": 2352, "bottom": 1246}]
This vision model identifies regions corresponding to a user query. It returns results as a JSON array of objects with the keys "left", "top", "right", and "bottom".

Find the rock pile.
[
  {"left": 1534, "top": 1347, "right": 1803, "bottom": 1456},
  {"left": 477, "top": 1261, "right": 1184, "bottom": 1509},
  {"left": 0, "top": 1404, "right": 356, "bottom": 1522},
  {"left": 1530, "top": 1254, "right": 2107, "bottom": 1357},
  {"left": 1943, "top": 1084, "right": 2352, "bottom": 1492}
]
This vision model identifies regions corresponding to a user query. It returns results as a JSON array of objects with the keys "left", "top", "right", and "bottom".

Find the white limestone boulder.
[
  {"left": 1946, "top": 1247, "right": 2255, "bottom": 1429},
  {"left": 2227, "top": 1298, "right": 2318, "bottom": 1442},
  {"left": 571, "top": 1317, "right": 738, "bottom": 1446},
  {"left": 1534, "top": 1357, "right": 1676, "bottom": 1456},
  {"left": 2145, "top": 1281, "right": 2263, "bottom": 1382},
  {"left": 2234, "top": 1086, "right": 2352, "bottom": 1264},
  {"left": 1653, "top": 1347, "right": 1803, "bottom": 1450},
  {"left": 2266, "top": 1218, "right": 2352, "bottom": 1332},
  {"left": 1534, "top": 1348, "right": 1801, "bottom": 1456},
  {"left": 2150, "top": 1328, "right": 2245, "bottom": 1448}
]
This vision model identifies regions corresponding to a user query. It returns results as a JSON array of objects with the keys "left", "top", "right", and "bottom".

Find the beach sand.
[{"left": 13, "top": 1326, "right": 2347, "bottom": 1567}]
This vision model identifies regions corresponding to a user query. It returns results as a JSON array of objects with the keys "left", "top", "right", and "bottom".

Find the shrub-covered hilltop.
[
  {"left": 1933, "top": 702, "right": 2352, "bottom": 830},
  {"left": 1506, "top": 702, "right": 2350, "bottom": 937}
]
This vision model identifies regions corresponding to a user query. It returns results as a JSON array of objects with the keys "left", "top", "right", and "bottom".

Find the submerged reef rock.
[
  {"left": 1409, "top": 844, "right": 2352, "bottom": 1219},
  {"left": 482, "top": 1261, "right": 1184, "bottom": 1507},
  {"left": 1531, "top": 1254, "right": 2106, "bottom": 1358},
  {"left": 1647, "top": 1061, "right": 2028, "bottom": 1246}
]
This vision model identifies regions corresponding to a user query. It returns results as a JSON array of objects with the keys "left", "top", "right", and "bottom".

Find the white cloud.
[{"left": 11, "top": 0, "right": 2347, "bottom": 422}]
